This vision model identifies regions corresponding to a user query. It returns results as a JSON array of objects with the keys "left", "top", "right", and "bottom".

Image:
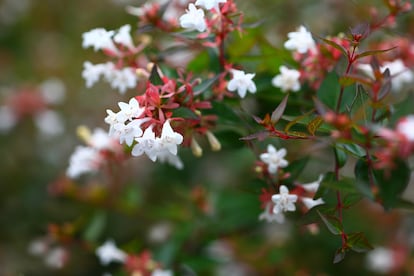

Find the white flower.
[
  {"left": 284, "top": 25, "right": 316, "bottom": 54},
  {"left": 179, "top": 4, "right": 207, "bottom": 32},
  {"left": 271, "top": 185, "right": 298, "bottom": 214},
  {"left": 132, "top": 126, "right": 159, "bottom": 161},
  {"left": 66, "top": 146, "right": 101, "bottom": 178},
  {"left": 259, "top": 202, "right": 285, "bottom": 223},
  {"left": 260, "top": 145, "right": 288, "bottom": 174},
  {"left": 39, "top": 78, "right": 66, "bottom": 104},
  {"left": 158, "top": 120, "right": 184, "bottom": 155},
  {"left": 82, "top": 61, "right": 106, "bottom": 88},
  {"left": 82, "top": 28, "right": 119, "bottom": 54},
  {"left": 0, "top": 105, "right": 17, "bottom": 133},
  {"left": 107, "top": 67, "right": 138, "bottom": 94},
  {"left": 152, "top": 269, "right": 173, "bottom": 276},
  {"left": 298, "top": 174, "right": 324, "bottom": 193},
  {"left": 157, "top": 149, "right": 184, "bottom": 169},
  {"left": 44, "top": 247, "right": 67, "bottom": 269},
  {"left": 118, "top": 119, "right": 147, "bottom": 146},
  {"left": 227, "top": 69, "right": 257, "bottom": 98},
  {"left": 113, "top": 24, "right": 135, "bottom": 50},
  {"left": 96, "top": 240, "right": 127, "bottom": 265},
  {"left": 195, "top": 0, "right": 227, "bottom": 11},
  {"left": 382, "top": 59, "right": 414, "bottom": 91},
  {"left": 34, "top": 110, "right": 64, "bottom": 137},
  {"left": 366, "top": 247, "right": 394, "bottom": 274},
  {"left": 271, "top": 66, "right": 301, "bottom": 92},
  {"left": 397, "top": 115, "right": 414, "bottom": 142},
  {"left": 301, "top": 197, "right": 325, "bottom": 210},
  {"left": 89, "top": 128, "right": 117, "bottom": 150},
  {"left": 117, "top": 97, "right": 144, "bottom": 122}
]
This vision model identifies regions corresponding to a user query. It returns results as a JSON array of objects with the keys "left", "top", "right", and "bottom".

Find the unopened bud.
[
  {"left": 136, "top": 68, "right": 149, "bottom": 78},
  {"left": 76, "top": 125, "right": 91, "bottom": 144},
  {"left": 255, "top": 166, "right": 263, "bottom": 174},
  {"left": 191, "top": 137, "right": 203, "bottom": 157},
  {"left": 139, "top": 34, "right": 152, "bottom": 45},
  {"left": 206, "top": 131, "right": 221, "bottom": 151}
]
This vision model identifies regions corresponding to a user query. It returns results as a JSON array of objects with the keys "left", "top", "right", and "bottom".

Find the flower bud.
[
  {"left": 76, "top": 125, "right": 91, "bottom": 144},
  {"left": 206, "top": 131, "right": 221, "bottom": 151},
  {"left": 191, "top": 137, "right": 203, "bottom": 157}
]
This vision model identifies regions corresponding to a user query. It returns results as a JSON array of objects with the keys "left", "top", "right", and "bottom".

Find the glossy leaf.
[
  {"left": 334, "top": 146, "right": 348, "bottom": 168},
  {"left": 317, "top": 210, "right": 343, "bottom": 235},
  {"left": 355, "top": 47, "right": 397, "bottom": 60},
  {"left": 333, "top": 247, "right": 346, "bottom": 264},
  {"left": 316, "top": 35, "right": 348, "bottom": 57},
  {"left": 307, "top": 116, "right": 323, "bottom": 136},
  {"left": 347, "top": 232, "right": 373, "bottom": 253}
]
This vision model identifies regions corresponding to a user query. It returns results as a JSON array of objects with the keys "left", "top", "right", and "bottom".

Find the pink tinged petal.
[{"left": 279, "top": 185, "right": 289, "bottom": 195}]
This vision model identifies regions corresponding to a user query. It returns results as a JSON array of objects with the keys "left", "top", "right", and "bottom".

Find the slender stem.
[{"left": 335, "top": 46, "right": 357, "bottom": 113}]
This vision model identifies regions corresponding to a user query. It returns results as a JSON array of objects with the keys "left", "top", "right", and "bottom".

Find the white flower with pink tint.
[
  {"left": 82, "top": 28, "right": 119, "bottom": 54},
  {"left": 272, "top": 66, "right": 301, "bottom": 92},
  {"left": 284, "top": 25, "right": 316, "bottom": 54},
  {"left": 396, "top": 115, "right": 414, "bottom": 142},
  {"left": 195, "top": 0, "right": 227, "bottom": 11},
  {"left": 179, "top": 4, "right": 207, "bottom": 32}
]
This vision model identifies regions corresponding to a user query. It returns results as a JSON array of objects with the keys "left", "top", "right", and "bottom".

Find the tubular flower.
[
  {"left": 179, "top": 4, "right": 207, "bottom": 32},
  {"left": 271, "top": 66, "right": 301, "bottom": 92},
  {"left": 227, "top": 69, "right": 257, "bottom": 98}
]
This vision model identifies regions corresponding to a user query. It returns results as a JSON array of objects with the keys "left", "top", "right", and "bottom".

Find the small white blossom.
[
  {"left": 179, "top": 4, "right": 207, "bottom": 32},
  {"left": 195, "top": 0, "right": 227, "bottom": 11},
  {"left": 259, "top": 202, "right": 285, "bottom": 223},
  {"left": 366, "top": 247, "right": 394, "bottom": 274},
  {"left": 66, "top": 146, "right": 101, "bottom": 178},
  {"left": 118, "top": 119, "right": 147, "bottom": 146},
  {"left": 113, "top": 24, "right": 135, "bottom": 50},
  {"left": 301, "top": 197, "right": 325, "bottom": 210},
  {"left": 44, "top": 247, "right": 67, "bottom": 269},
  {"left": 34, "top": 110, "right": 64, "bottom": 137},
  {"left": 284, "top": 25, "right": 316, "bottom": 54},
  {"left": 39, "top": 78, "right": 66, "bottom": 104},
  {"left": 152, "top": 269, "right": 173, "bottom": 276},
  {"left": 157, "top": 149, "right": 184, "bottom": 169},
  {"left": 96, "top": 240, "right": 127, "bottom": 265},
  {"left": 298, "top": 174, "right": 324, "bottom": 193},
  {"left": 271, "top": 185, "right": 298, "bottom": 214},
  {"left": 158, "top": 120, "right": 184, "bottom": 155},
  {"left": 106, "top": 67, "right": 138, "bottom": 94},
  {"left": 82, "top": 28, "right": 119, "bottom": 54},
  {"left": 117, "top": 97, "right": 144, "bottom": 122},
  {"left": 271, "top": 66, "right": 301, "bottom": 92},
  {"left": 0, "top": 105, "right": 17, "bottom": 133},
  {"left": 82, "top": 61, "right": 107, "bottom": 88},
  {"left": 397, "top": 115, "right": 414, "bottom": 142},
  {"left": 89, "top": 128, "right": 117, "bottom": 150},
  {"left": 260, "top": 145, "right": 288, "bottom": 174},
  {"left": 132, "top": 126, "right": 159, "bottom": 161},
  {"left": 227, "top": 69, "right": 257, "bottom": 98}
]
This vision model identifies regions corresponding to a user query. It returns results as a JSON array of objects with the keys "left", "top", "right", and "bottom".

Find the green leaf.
[
  {"left": 316, "top": 35, "right": 348, "bottom": 57},
  {"left": 333, "top": 247, "right": 346, "bottom": 264},
  {"left": 172, "top": 107, "right": 198, "bottom": 120},
  {"left": 83, "top": 211, "right": 106, "bottom": 242},
  {"left": 355, "top": 47, "right": 397, "bottom": 60},
  {"left": 149, "top": 64, "right": 163, "bottom": 85},
  {"left": 193, "top": 75, "right": 220, "bottom": 95},
  {"left": 317, "top": 210, "right": 343, "bottom": 235},
  {"left": 334, "top": 146, "right": 348, "bottom": 168},
  {"left": 342, "top": 193, "right": 363, "bottom": 208},
  {"left": 319, "top": 172, "right": 357, "bottom": 193},
  {"left": 354, "top": 159, "right": 375, "bottom": 200},
  {"left": 347, "top": 232, "right": 373, "bottom": 253},
  {"left": 317, "top": 71, "right": 340, "bottom": 111},
  {"left": 285, "top": 157, "right": 309, "bottom": 181},
  {"left": 299, "top": 205, "right": 336, "bottom": 225},
  {"left": 376, "top": 159, "right": 410, "bottom": 209}
]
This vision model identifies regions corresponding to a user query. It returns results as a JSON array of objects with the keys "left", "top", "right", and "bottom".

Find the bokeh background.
[{"left": 1, "top": 0, "right": 414, "bottom": 275}]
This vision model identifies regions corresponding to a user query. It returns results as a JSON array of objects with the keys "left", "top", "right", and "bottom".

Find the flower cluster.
[
  {"left": 96, "top": 240, "right": 172, "bottom": 276},
  {"left": 66, "top": 127, "right": 124, "bottom": 178},
  {"left": 0, "top": 78, "right": 65, "bottom": 137}
]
